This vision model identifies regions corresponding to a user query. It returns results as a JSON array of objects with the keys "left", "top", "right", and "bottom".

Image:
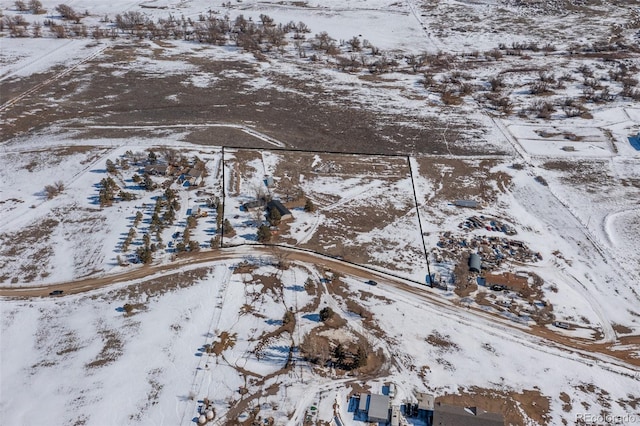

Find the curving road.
[{"left": 1, "top": 244, "right": 639, "bottom": 373}]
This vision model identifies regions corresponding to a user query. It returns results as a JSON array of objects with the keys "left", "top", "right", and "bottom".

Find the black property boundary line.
[
  {"left": 220, "top": 144, "right": 408, "bottom": 159},
  {"left": 406, "top": 155, "right": 432, "bottom": 287},
  {"left": 213, "top": 145, "right": 431, "bottom": 286},
  {"left": 219, "top": 145, "right": 226, "bottom": 248}
]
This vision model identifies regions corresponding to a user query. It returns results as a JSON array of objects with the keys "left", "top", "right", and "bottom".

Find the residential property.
[
  {"left": 144, "top": 164, "right": 169, "bottom": 175},
  {"left": 185, "top": 168, "right": 204, "bottom": 186},
  {"left": 267, "top": 199, "right": 292, "bottom": 220},
  {"left": 368, "top": 394, "right": 391, "bottom": 423},
  {"left": 432, "top": 403, "right": 504, "bottom": 426}
]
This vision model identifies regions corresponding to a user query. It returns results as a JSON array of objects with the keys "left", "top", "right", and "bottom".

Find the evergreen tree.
[
  {"left": 106, "top": 159, "right": 117, "bottom": 174},
  {"left": 304, "top": 198, "right": 315, "bottom": 212},
  {"left": 257, "top": 224, "right": 271, "bottom": 243},
  {"left": 355, "top": 345, "right": 368, "bottom": 367},
  {"left": 268, "top": 206, "right": 281, "bottom": 226},
  {"left": 333, "top": 343, "right": 345, "bottom": 364}
]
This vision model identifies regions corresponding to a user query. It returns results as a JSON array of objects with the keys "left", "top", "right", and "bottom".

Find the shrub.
[
  {"left": 56, "top": 4, "right": 81, "bottom": 23},
  {"left": 319, "top": 306, "right": 334, "bottom": 322},
  {"left": 283, "top": 310, "right": 294, "bottom": 325},
  {"left": 303, "top": 198, "right": 315, "bottom": 212}
]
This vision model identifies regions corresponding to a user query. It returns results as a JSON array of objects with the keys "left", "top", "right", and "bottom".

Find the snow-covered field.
[{"left": 1, "top": 0, "right": 639, "bottom": 424}]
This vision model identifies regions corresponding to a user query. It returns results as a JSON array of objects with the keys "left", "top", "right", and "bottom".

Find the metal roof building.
[
  {"left": 358, "top": 394, "right": 369, "bottom": 412},
  {"left": 368, "top": 394, "right": 390, "bottom": 423},
  {"left": 454, "top": 199, "right": 479, "bottom": 208},
  {"left": 469, "top": 253, "right": 482, "bottom": 273},
  {"left": 433, "top": 403, "right": 504, "bottom": 426}
]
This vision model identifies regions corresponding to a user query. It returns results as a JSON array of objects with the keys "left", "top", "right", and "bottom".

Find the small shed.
[
  {"left": 242, "top": 199, "right": 266, "bottom": 211},
  {"left": 469, "top": 253, "right": 482, "bottom": 273},
  {"left": 264, "top": 176, "right": 275, "bottom": 187},
  {"left": 358, "top": 394, "right": 369, "bottom": 413},
  {"left": 368, "top": 394, "right": 390, "bottom": 423}
]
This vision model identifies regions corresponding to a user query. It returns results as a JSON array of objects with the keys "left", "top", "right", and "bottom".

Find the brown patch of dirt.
[
  {"left": 436, "top": 387, "right": 550, "bottom": 425},
  {"left": 2, "top": 44, "right": 471, "bottom": 156},
  {"left": 612, "top": 323, "right": 633, "bottom": 335},
  {"left": 0, "top": 218, "right": 58, "bottom": 283},
  {"left": 85, "top": 328, "right": 123, "bottom": 369},
  {"left": 560, "top": 392, "right": 572, "bottom": 412},
  {"left": 415, "top": 158, "right": 510, "bottom": 205},
  {"left": 105, "top": 267, "right": 211, "bottom": 301},
  {"left": 426, "top": 332, "right": 460, "bottom": 352}
]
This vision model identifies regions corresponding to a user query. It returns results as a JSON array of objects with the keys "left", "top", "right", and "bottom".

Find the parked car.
[
  {"left": 49, "top": 290, "right": 64, "bottom": 296},
  {"left": 365, "top": 280, "right": 378, "bottom": 286},
  {"left": 552, "top": 321, "right": 571, "bottom": 330}
]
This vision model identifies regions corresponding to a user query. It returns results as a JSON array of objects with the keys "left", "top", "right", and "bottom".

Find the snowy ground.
[
  {"left": 2, "top": 259, "right": 639, "bottom": 425},
  {"left": 1, "top": 0, "right": 639, "bottom": 424}
]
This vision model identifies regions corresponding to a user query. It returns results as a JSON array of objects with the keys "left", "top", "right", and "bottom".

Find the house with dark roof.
[
  {"left": 267, "top": 200, "right": 292, "bottom": 221},
  {"left": 433, "top": 403, "right": 504, "bottom": 426}
]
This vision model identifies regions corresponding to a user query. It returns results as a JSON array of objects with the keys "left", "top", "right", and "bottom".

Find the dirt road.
[{"left": 1, "top": 244, "right": 639, "bottom": 369}]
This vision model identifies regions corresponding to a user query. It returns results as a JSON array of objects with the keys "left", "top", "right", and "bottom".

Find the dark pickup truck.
[{"left": 49, "top": 290, "right": 64, "bottom": 296}]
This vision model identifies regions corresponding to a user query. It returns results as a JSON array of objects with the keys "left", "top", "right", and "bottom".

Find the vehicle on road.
[
  {"left": 365, "top": 280, "right": 378, "bottom": 286},
  {"left": 49, "top": 290, "right": 64, "bottom": 296}
]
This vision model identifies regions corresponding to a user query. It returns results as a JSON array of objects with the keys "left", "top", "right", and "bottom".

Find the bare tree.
[{"left": 44, "top": 180, "right": 65, "bottom": 199}]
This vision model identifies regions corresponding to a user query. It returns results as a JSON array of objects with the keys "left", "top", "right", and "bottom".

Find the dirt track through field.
[{"left": 1, "top": 245, "right": 639, "bottom": 371}]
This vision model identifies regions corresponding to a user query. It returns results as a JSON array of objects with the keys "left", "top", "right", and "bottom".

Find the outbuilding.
[
  {"left": 469, "top": 253, "right": 482, "bottom": 273},
  {"left": 454, "top": 199, "right": 479, "bottom": 208},
  {"left": 368, "top": 394, "right": 390, "bottom": 423}
]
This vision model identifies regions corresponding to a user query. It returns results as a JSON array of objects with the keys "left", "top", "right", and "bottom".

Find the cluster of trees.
[
  {"left": 14, "top": 0, "right": 45, "bottom": 14},
  {"left": 300, "top": 333, "right": 369, "bottom": 370},
  {"left": 121, "top": 226, "right": 136, "bottom": 253},
  {"left": 136, "top": 232, "right": 154, "bottom": 264},
  {"left": 131, "top": 172, "right": 156, "bottom": 191},
  {"left": 175, "top": 210, "right": 200, "bottom": 253},
  {"left": 98, "top": 177, "right": 118, "bottom": 207}
]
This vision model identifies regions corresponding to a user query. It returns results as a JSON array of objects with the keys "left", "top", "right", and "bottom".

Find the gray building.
[
  {"left": 433, "top": 404, "right": 504, "bottom": 426},
  {"left": 454, "top": 200, "right": 479, "bottom": 208},
  {"left": 368, "top": 394, "right": 390, "bottom": 423},
  {"left": 469, "top": 253, "right": 482, "bottom": 273}
]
